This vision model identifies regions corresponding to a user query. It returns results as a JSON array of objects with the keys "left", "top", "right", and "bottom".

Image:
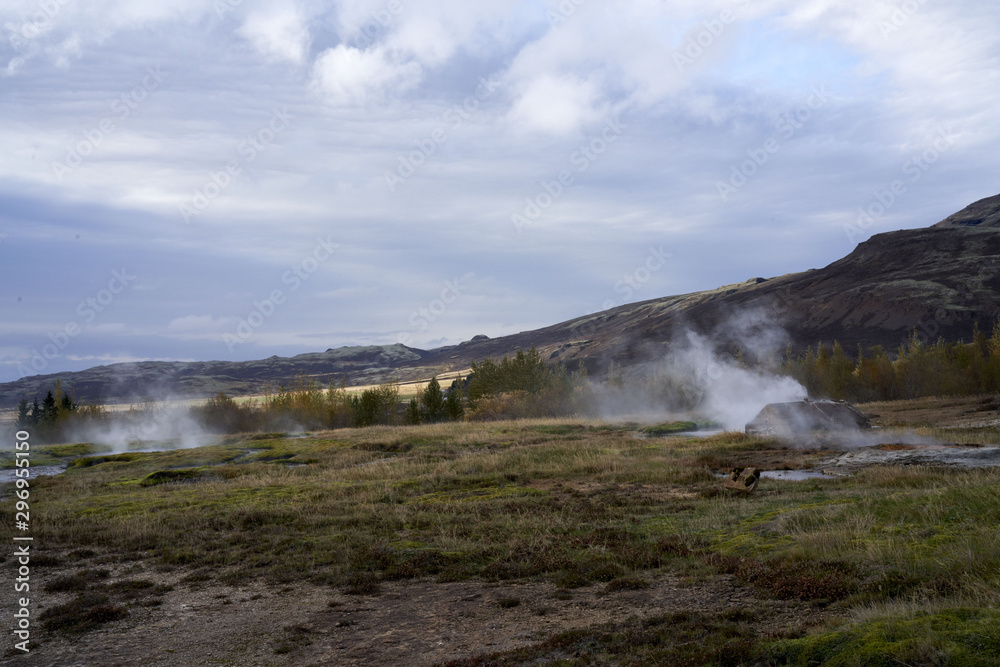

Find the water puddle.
[
  {"left": 1, "top": 445, "right": 269, "bottom": 484},
  {"left": 633, "top": 429, "right": 725, "bottom": 440},
  {"left": 759, "top": 470, "right": 837, "bottom": 481},
  {"left": 231, "top": 448, "right": 267, "bottom": 463},
  {"left": 0, "top": 464, "right": 68, "bottom": 484}
]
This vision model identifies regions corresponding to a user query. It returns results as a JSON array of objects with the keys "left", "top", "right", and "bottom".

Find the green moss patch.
[
  {"left": 354, "top": 441, "right": 414, "bottom": 453},
  {"left": 763, "top": 608, "right": 1000, "bottom": 666},
  {"left": 139, "top": 468, "right": 207, "bottom": 487},
  {"left": 640, "top": 421, "right": 700, "bottom": 436},
  {"left": 69, "top": 453, "right": 145, "bottom": 469}
]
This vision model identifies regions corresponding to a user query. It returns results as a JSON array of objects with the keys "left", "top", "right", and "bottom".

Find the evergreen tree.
[
  {"left": 29, "top": 398, "right": 40, "bottom": 425},
  {"left": 16, "top": 398, "right": 30, "bottom": 428},
  {"left": 420, "top": 377, "right": 445, "bottom": 423},
  {"left": 467, "top": 347, "right": 550, "bottom": 408},
  {"left": 443, "top": 389, "right": 464, "bottom": 422},
  {"left": 351, "top": 381, "right": 400, "bottom": 427},
  {"left": 42, "top": 391, "right": 57, "bottom": 424},
  {"left": 405, "top": 398, "right": 422, "bottom": 425}
]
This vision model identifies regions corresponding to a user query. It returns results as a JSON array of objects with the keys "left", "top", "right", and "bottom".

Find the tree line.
[
  {"left": 781, "top": 320, "right": 1000, "bottom": 402},
  {"left": 195, "top": 348, "right": 580, "bottom": 432}
]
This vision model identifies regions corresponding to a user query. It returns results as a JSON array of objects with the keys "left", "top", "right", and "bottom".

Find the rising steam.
[
  {"left": 666, "top": 330, "right": 806, "bottom": 430},
  {"left": 68, "top": 400, "right": 213, "bottom": 453},
  {"left": 589, "top": 311, "right": 807, "bottom": 429}
]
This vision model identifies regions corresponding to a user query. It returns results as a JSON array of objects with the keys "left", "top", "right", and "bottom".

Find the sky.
[{"left": 0, "top": 0, "right": 998, "bottom": 383}]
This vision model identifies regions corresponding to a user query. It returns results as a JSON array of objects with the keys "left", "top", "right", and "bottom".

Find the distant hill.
[
  {"left": 2, "top": 193, "right": 999, "bottom": 408},
  {"left": 0, "top": 345, "right": 436, "bottom": 408}
]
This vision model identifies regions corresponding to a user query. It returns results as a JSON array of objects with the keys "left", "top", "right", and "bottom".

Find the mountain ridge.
[{"left": 3, "top": 193, "right": 999, "bottom": 408}]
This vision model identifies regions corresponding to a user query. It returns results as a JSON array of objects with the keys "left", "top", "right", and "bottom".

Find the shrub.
[{"left": 40, "top": 593, "right": 126, "bottom": 633}]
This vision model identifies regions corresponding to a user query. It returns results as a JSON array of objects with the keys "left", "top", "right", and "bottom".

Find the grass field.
[{"left": 3, "top": 407, "right": 1000, "bottom": 664}]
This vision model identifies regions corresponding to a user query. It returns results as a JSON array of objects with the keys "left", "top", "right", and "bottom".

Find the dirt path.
[{"left": 3, "top": 560, "right": 833, "bottom": 666}]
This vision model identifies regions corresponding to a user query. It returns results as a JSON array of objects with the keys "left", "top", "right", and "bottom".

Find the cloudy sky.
[{"left": 0, "top": 0, "right": 997, "bottom": 383}]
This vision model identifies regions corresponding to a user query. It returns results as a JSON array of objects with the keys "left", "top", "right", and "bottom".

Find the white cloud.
[
  {"left": 311, "top": 44, "right": 422, "bottom": 104},
  {"left": 776, "top": 0, "right": 1000, "bottom": 133},
  {"left": 386, "top": 14, "right": 456, "bottom": 66},
  {"left": 507, "top": 75, "right": 604, "bottom": 135},
  {"left": 238, "top": 4, "right": 312, "bottom": 64},
  {"left": 1, "top": 0, "right": 208, "bottom": 70}
]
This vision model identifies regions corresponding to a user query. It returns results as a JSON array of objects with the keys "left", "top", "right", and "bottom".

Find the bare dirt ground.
[
  {"left": 3, "top": 555, "right": 833, "bottom": 666},
  {"left": 859, "top": 394, "right": 1000, "bottom": 430}
]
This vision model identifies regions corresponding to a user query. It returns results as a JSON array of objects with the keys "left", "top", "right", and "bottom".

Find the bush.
[{"left": 195, "top": 392, "right": 260, "bottom": 433}]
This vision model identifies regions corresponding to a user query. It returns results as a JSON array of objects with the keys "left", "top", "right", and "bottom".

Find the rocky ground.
[{"left": 821, "top": 442, "right": 1000, "bottom": 474}]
